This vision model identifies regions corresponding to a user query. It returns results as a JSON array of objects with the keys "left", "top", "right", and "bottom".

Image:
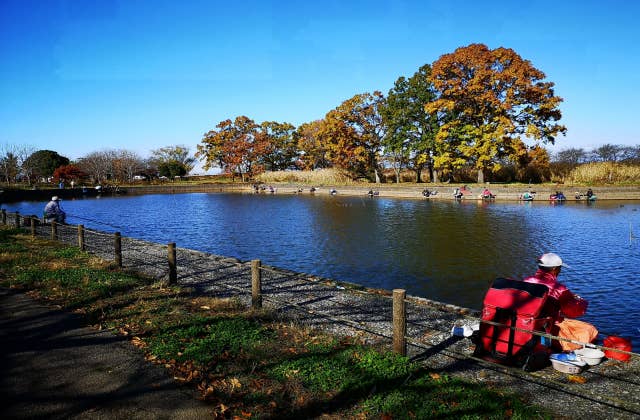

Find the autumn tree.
[
  {"left": 53, "top": 164, "right": 88, "bottom": 183},
  {"left": 381, "top": 64, "right": 440, "bottom": 183},
  {"left": 197, "top": 116, "right": 267, "bottom": 182},
  {"left": 295, "top": 120, "right": 329, "bottom": 170},
  {"left": 426, "top": 43, "right": 567, "bottom": 183},
  {"left": 320, "top": 92, "right": 386, "bottom": 182},
  {"left": 257, "top": 121, "right": 298, "bottom": 171},
  {"left": 518, "top": 145, "right": 551, "bottom": 183}
]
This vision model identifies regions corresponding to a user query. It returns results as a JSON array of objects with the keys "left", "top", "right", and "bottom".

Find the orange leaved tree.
[
  {"left": 426, "top": 43, "right": 567, "bottom": 183},
  {"left": 319, "top": 91, "right": 386, "bottom": 182},
  {"left": 197, "top": 116, "right": 267, "bottom": 182}
]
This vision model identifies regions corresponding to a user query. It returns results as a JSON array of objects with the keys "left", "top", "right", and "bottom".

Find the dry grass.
[
  {"left": 566, "top": 162, "right": 640, "bottom": 184},
  {"left": 255, "top": 168, "right": 357, "bottom": 185}
]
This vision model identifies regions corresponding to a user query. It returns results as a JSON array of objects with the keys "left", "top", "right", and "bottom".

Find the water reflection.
[{"left": 6, "top": 193, "right": 640, "bottom": 343}]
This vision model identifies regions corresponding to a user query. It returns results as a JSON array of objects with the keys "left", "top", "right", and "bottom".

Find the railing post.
[
  {"left": 1, "top": 209, "right": 5, "bottom": 225},
  {"left": 78, "top": 225, "right": 85, "bottom": 251},
  {"left": 251, "top": 259, "right": 262, "bottom": 309},
  {"left": 393, "top": 289, "right": 407, "bottom": 356},
  {"left": 167, "top": 242, "right": 177, "bottom": 284},
  {"left": 114, "top": 232, "right": 122, "bottom": 267},
  {"left": 15, "top": 211, "right": 20, "bottom": 228},
  {"left": 51, "top": 221, "right": 57, "bottom": 241},
  {"left": 30, "top": 217, "right": 36, "bottom": 237}
]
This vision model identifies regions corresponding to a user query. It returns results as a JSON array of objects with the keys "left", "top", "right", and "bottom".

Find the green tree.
[
  {"left": 426, "top": 43, "right": 567, "bottom": 183},
  {"left": 381, "top": 64, "right": 440, "bottom": 183},
  {"left": 257, "top": 121, "right": 298, "bottom": 171},
  {"left": 150, "top": 145, "right": 195, "bottom": 176},
  {"left": 22, "top": 150, "right": 70, "bottom": 183}
]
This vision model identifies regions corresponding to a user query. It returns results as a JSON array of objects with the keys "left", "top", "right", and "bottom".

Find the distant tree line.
[
  {"left": 3, "top": 43, "right": 640, "bottom": 185},
  {"left": 0, "top": 144, "right": 195, "bottom": 186}
]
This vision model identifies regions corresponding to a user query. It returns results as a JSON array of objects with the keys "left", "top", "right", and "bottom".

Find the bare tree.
[
  {"left": 112, "top": 149, "right": 145, "bottom": 182},
  {"left": 554, "top": 148, "right": 587, "bottom": 164},
  {"left": 590, "top": 144, "right": 623, "bottom": 162},
  {"left": 0, "top": 143, "right": 20, "bottom": 183},
  {"left": 77, "top": 150, "right": 115, "bottom": 184}
]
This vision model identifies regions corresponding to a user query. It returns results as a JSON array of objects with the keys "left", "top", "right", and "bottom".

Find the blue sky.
[{"left": 1, "top": 0, "right": 639, "bottom": 173}]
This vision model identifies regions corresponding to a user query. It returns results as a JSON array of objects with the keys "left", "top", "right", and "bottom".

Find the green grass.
[{"left": 0, "top": 226, "right": 551, "bottom": 419}]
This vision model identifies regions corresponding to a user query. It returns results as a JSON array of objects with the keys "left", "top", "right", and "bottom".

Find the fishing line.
[{"left": 66, "top": 213, "right": 126, "bottom": 232}]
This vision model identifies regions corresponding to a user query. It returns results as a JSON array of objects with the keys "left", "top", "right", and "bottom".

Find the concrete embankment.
[{"left": 3, "top": 182, "right": 640, "bottom": 202}]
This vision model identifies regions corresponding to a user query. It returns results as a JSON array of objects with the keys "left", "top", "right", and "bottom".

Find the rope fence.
[{"left": 1, "top": 208, "right": 637, "bottom": 363}]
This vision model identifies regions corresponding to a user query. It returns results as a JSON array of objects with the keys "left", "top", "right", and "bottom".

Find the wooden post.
[
  {"left": 393, "top": 289, "right": 407, "bottom": 356},
  {"left": 30, "top": 217, "right": 36, "bottom": 237},
  {"left": 1, "top": 209, "right": 5, "bottom": 225},
  {"left": 167, "top": 242, "right": 177, "bottom": 284},
  {"left": 114, "top": 232, "right": 122, "bottom": 267},
  {"left": 15, "top": 211, "right": 20, "bottom": 228},
  {"left": 251, "top": 259, "right": 262, "bottom": 309},
  {"left": 78, "top": 225, "right": 85, "bottom": 251},
  {"left": 51, "top": 221, "right": 57, "bottom": 241}
]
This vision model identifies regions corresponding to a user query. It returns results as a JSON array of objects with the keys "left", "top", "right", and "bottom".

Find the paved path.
[{"left": 0, "top": 288, "right": 212, "bottom": 419}]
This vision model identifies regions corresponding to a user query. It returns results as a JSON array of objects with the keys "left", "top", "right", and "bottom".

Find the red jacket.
[{"left": 522, "top": 270, "right": 588, "bottom": 322}]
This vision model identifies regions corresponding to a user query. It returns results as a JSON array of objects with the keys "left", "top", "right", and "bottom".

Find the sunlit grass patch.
[
  {"left": 269, "top": 344, "right": 412, "bottom": 393},
  {"left": 147, "top": 316, "right": 273, "bottom": 366}
]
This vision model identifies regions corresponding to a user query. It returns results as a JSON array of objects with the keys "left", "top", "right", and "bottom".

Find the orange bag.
[{"left": 556, "top": 319, "right": 598, "bottom": 351}]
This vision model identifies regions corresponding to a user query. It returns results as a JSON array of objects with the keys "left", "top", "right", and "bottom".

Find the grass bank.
[{"left": 0, "top": 226, "right": 549, "bottom": 419}]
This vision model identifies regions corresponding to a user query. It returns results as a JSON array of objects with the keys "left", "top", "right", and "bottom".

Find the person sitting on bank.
[
  {"left": 550, "top": 191, "right": 566, "bottom": 200},
  {"left": 481, "top": 188, "right": 495, "bottom": 199},
  {"left": 522, "top": 253, "right": 597, "bottom": 351},
  {"left": 586, "top": 188, "right": 594, "bottom": 199},
  {"left": 44, "top": 196, "right": 66, "bottom": 223}
]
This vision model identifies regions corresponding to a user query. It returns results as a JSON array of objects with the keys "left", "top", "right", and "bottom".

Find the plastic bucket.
[{"left": 603, "top": 336, "right": 632, "bottom": 361}]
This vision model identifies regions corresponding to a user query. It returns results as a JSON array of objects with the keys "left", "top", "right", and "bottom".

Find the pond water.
[{"left": 6, "top": 192, "right": 640, "bottom": 344}]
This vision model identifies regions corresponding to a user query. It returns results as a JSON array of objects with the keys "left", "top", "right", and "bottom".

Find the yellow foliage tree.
[{"left": 426, "top": 43, "right": 567, "bottom": 183}]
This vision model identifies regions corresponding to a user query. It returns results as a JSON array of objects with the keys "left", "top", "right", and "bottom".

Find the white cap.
[
  {"left": 51, "top": 196, "right": 61, "bottom": 201},
  {"left": 537, "top": 252, "right": 570, "bottom": 268}
]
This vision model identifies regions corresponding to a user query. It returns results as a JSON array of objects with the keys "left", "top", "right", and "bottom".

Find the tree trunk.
[
  {"left": 477, "top": 168, "right": 484, "bottom": 184},
  {"left": 415, "top": 168, "right": 422, "bottom": 183},
  {"left": 433, "top": 169, "right": 439, "bottom": 184},
  {"left": 374, "top": 168, "right": 381, "bottom": 184}
]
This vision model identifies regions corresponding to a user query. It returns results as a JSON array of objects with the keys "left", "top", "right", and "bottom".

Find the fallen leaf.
[
  {"left": 567, "top": 375, "right": 587, "bottom": 384},
  {"left": 229, "top": 377, "right": 241, "bottom": 389}
]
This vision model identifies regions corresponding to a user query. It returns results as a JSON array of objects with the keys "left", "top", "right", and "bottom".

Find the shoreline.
[{"left": 2, "top": 182, "right": 640, "bottom": 203}]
